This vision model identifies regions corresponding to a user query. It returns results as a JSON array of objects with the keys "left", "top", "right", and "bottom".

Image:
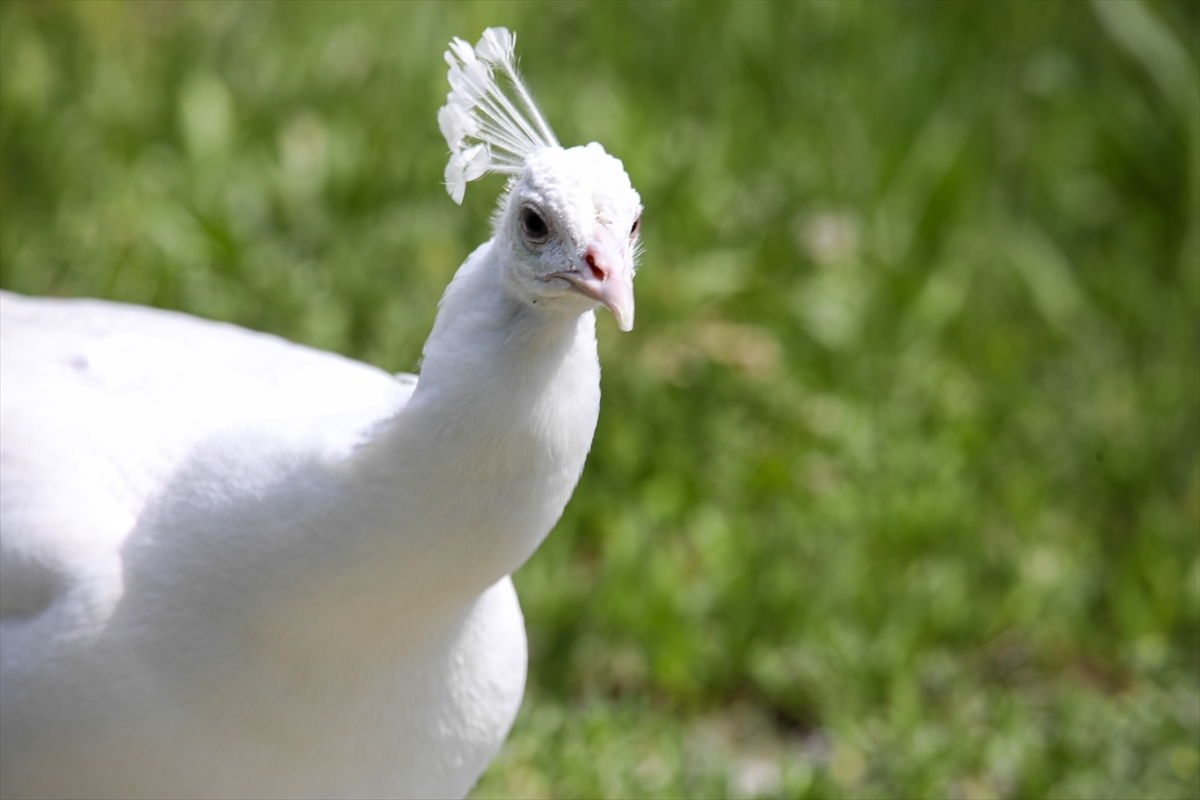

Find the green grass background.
[{"left": 2, "top": 1, "right": 1198, "bottom": 797}]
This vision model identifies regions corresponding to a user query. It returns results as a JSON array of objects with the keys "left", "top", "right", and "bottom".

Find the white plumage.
[{"left": 0, "top": 29, "right": 641, "bottom": 800}]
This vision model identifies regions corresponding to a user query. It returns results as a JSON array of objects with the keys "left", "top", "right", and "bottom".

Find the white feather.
[
  {"left": 439, "top": 27, "right": 560, "bottom": 203},
  {"left": 0, "top": 246, "right": 594, "bottom": 798}
]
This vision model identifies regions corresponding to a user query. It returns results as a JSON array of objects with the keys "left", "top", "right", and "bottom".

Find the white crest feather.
[{"left": 439, "top": 28, "right": 560, "bottom": 204}]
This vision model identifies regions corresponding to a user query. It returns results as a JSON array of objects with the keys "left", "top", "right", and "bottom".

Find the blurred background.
[{"left": 2, "top": 1, "right": 1197, "bottom": 797}]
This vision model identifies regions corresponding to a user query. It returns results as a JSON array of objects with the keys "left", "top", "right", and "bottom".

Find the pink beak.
[{"left": 553, "top": 224, "right": 635, "bottom": 331}]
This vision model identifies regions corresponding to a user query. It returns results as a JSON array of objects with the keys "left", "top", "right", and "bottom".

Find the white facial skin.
[{"left": 494, "top": 144, "right": 642, "bottom": 331}]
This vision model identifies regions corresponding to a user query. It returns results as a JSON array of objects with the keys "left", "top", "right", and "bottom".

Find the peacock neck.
[
  {"left": 144, "top": 241, "right": 602, "bottom": 669},
  {"left": 348, "top": 240, "right": 601, "bottom": 614}
]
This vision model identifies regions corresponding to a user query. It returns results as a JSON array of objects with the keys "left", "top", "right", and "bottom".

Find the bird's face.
[{"left": 498, "top": 144, "right": 642, "bottom": 331}]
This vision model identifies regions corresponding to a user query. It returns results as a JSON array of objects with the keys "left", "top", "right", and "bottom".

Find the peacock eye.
[
  {"left": 521, "top": 207, "right": 549, "bottom": 242},
  {"left": 630, "top": 216, "right": 641, "bottom": 237}
]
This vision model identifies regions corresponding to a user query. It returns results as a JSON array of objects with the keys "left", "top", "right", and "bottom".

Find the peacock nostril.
[{"left": 585, "top": 253, "right": 605, "bottom": 281}]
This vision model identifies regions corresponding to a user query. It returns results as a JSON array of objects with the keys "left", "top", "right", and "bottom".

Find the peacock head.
[{"left": 438, "top": 28, "right": 642, "bottom": 331}]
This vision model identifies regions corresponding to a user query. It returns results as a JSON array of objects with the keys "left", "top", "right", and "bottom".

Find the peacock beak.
[{"left": 554, "top": 224, "right": 635, "bottom": 331}]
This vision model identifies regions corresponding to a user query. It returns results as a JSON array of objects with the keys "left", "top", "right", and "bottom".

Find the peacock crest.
[{"left": 438, "top": 28, "right": 560, "bottom": 204}]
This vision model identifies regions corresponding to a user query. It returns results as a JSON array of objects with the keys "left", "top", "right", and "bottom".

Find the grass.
[{"left": 2, "top": 1, "right": 1198, "bottom": 797}]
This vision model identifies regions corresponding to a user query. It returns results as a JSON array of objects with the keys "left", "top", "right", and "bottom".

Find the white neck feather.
[
  {"left": 359, "top": 240, "right": 600, "bottom": 586},
  {"left": 228, "top": 241, "right": 600, "bottom": 661}
]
